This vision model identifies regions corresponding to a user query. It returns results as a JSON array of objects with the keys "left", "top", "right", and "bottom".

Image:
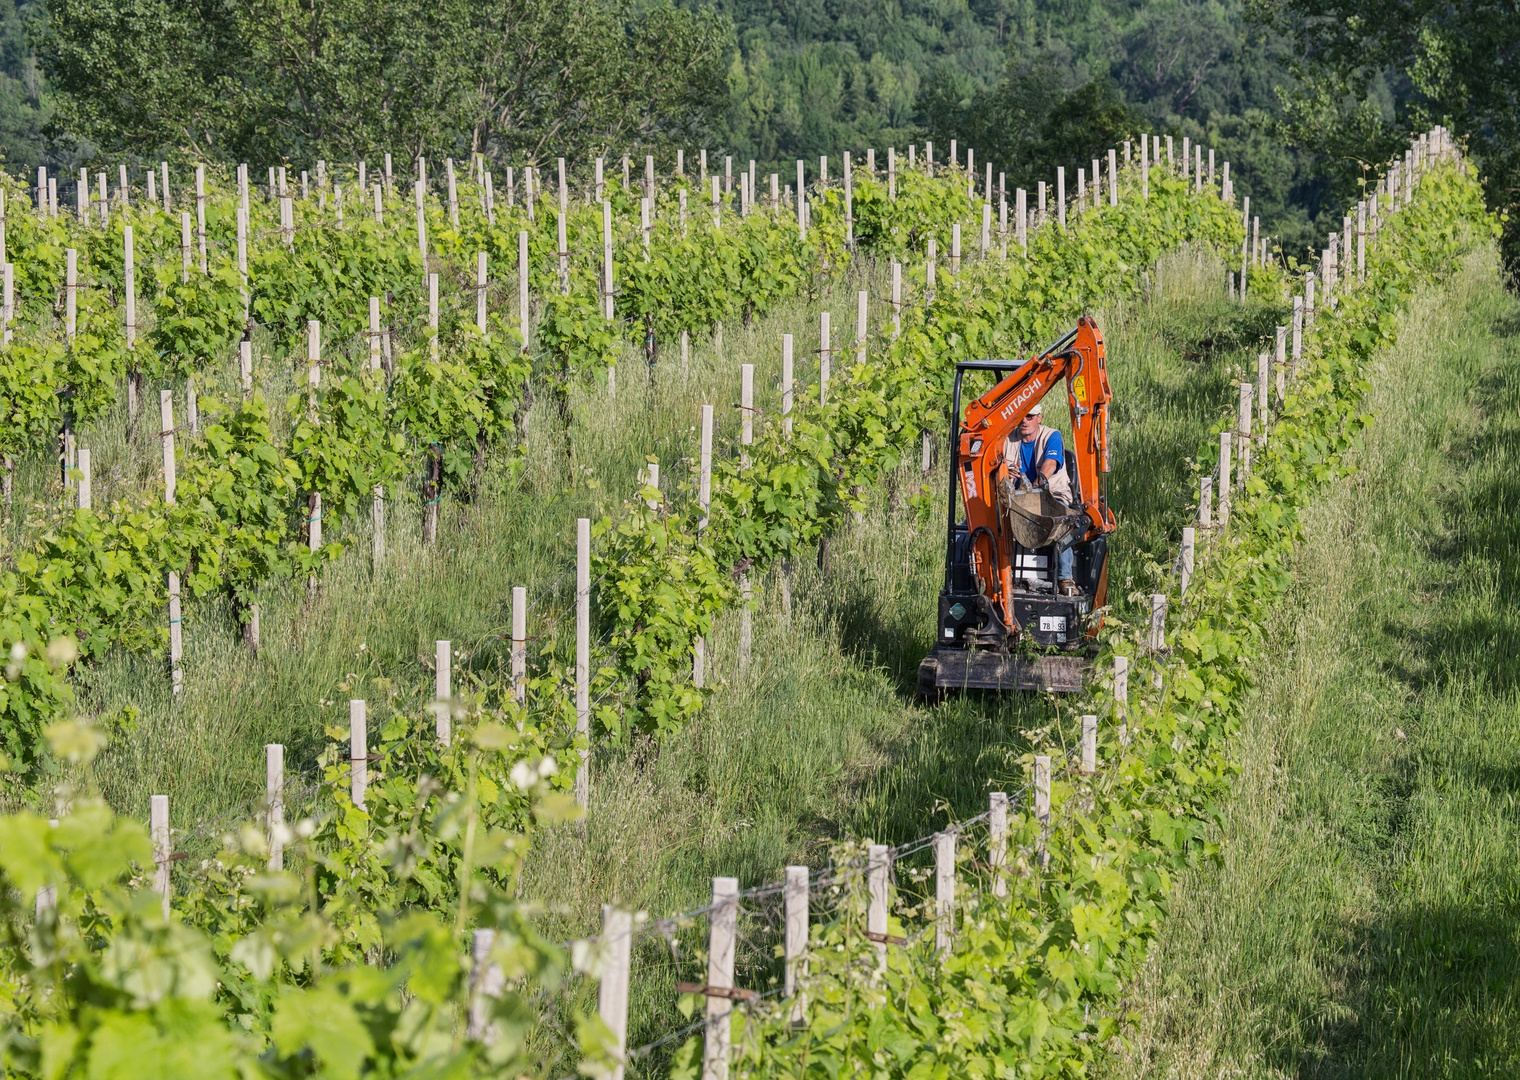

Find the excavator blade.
[{"left": 917, "top": 646, "right": 1091, "bottom": 699}]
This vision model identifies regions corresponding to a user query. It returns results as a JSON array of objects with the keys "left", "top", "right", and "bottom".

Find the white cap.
[{"left": 1027, "top": 402, "right": 1043, "bottom": 415}]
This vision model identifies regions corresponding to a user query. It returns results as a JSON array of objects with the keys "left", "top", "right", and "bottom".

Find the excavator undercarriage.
[{"left": 918, "top": 318, "right": 1116, "bottom": 698}]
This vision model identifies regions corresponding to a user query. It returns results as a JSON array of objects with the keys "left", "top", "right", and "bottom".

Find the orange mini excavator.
[{"left": 918, "top": 317, "right": 1117, "bottom": 697}]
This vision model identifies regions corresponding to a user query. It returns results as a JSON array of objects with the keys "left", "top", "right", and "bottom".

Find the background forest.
[{"left": 3, "top": 0, "right": 1516, "bottom": 260}]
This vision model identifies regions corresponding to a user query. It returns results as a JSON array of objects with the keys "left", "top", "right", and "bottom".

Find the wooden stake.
[
  {"left": 856, "top": 290, "right": 868, "bottom": 363},
  {"left": 1081, "top": 714, "right": 1097, "bottom": 775},
  {"left": 160, "top": 391, "right": 176, "bottom": 505},
  {"left": 1275, "top": 326, "right": 1287, "bottom": 402},
  {"left": 519, "top": 230, "right": 530, "bottom": 350},
  {"left": 1200, "top": 475, "right": 1213, "bottom": 527},
  {"left": 784, "top": 865, "right": 809, "bottom": 1021},
  {"left": 1181, "top": 527, "right": 1195, "bottom": 595},
  {"left": 476, "top": 252, "right": 488, "bottom": 332},
  {"left": 512, "top": 586, "right": 527, "bottom": 706},
  {"left": 867, "top": 844, "right": 889, "bottom": 970},
  {"left": 989, "top": 791, "right": 1009, "bottom": 897},
  {"left": 703, "top": 877, "right": 740, "bottom": 1080},
  {"left": 576, "top": 518, "right": 590, "bottom": 807},
  {"left": 1114, "top": 655, "right": 1129, "bottom": 719},
  {"left": 350, "top": 700, "right": 367, "bottom": 809},
  {"left": 1034, "top": 756, "right": 1051, "bottom": 869},
  {"left": 934, "top": 831, "right": 955, "bottom": 951},
  {"left": 598, "top": 906, "right": 633, "bottom": 1080},
  {"left": 1217, "top": 430, "right": 1232, "bottom": 524},
  {"left": 266, "top": 744, "right": 284, "bottom": 870},
  {"left": 77, "top": 447, "right": 90, "bottom": 510},
  {"left": 240, "top": 340, "right": 253, "bottom": 396},
  {"left": 818, "top": 310, "right": 831, "bottom": 404},
  {"left": 434, "top": 640, "right": 452, "bottom": 746},
  {"left": 64, "top": 248, "right": 76, "bottom": 340},
  {"left": 168, "top": 571, "right": 183, "bottom": 694},
  {"left": 151, "top": 794, "right": 170, "bottom": 918}
]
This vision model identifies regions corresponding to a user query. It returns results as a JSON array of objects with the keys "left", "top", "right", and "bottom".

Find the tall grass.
[{"left": 1102, "top": 247, "right": 1520, "bottom": 1079}]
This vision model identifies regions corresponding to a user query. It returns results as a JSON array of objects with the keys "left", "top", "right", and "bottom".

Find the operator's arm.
[{"left": 1039, "top": 458, "right": 1058, "bottom": 480}]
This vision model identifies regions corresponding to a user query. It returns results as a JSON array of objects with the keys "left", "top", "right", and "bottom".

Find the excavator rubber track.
[{"left": 917, "top": 646, "right": 1091, "bottom": 699}]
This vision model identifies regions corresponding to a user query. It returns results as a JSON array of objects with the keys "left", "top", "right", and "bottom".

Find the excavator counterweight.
[{"left": 918, "top": 317, "right": 1116, "bottom": 698}]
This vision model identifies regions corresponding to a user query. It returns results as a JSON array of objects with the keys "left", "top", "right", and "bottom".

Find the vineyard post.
[
  {"left": 476, "top": 252, "right": 487, "bottom": 332},
  {"left": 741, "top": 362, "right": 754, "bottom": 450},
  {"left": 999, "top": 197, "right": 1008, "bottom": 259},
  {"left": 980, "top": 203, "right": 991, "bottom": 256},
  {"left": 989, "top": 792, "right": 1008, "bottom": 896},
  {"left": 784, "top": 866, "right": 809, "bottom": 1022},
  {"left": 236, "top": 207, "right": 248, "bottom": 316},
  {"left": 891, "top": 263, "right": 902, "bottom": 337},
  {"left": 435, "top": 640, "right": 451, "bottom": 746},
  {"left": 168, "top": 571, "right": 183, "bottom": 694},
  {"left": 1208, "top": 148, "right": 1216, "bottom": 187},
  {"left": 640, "top": 197, "right": 650, "bottom": 259},
  {"left": 0, "top": 189, "right": 5, "bottom": 274},
  {"left": 350, "top": 700, "right": 367, "bottom": 809},
  {"left": 856, "top": 291, "right": 867, "bottom": 363},
  {"left": 372, "top": 183, "right": 383, "bottom": 225},
  {"left": 602, "top": 201, "right": 614, "bottom": 320},
  {"left": 557, "top": 212, "right": 568, "bottom": 293},
  {"left": 414, "top": 181, "right": 427, "bottom": 277},
  {"left": 597, "top": 906, "right": 633, "bottom": 1080},
  {"left": 1141, "top": 136, "right": 1149, "bottom": 201},
  {"left": 161, "top": 391, "right": 176, "bottom": 505},
  {"left": 77, "top": 447, "right": 90, "bottom": 509},
  {"left": 696, "top": 407, "right": 713, "bottom": 687},
  {"left": 384, "top": 153, "right": 392, "bottom": 195},
  {"left": 934, "top": 831, "right": 955, "bottom": 951},
  {"left": 300, "top": 170, "right": 308, "bottom": 201},
  {"left": 1238, "top": 381, "right": 1253, "bottom": 481},
  {"left": 446, "top": 158, "right": 458, "bottom": 227},
  {"left": 699, "top": 149, "right": 707, "bottom": 187},
  {"left": 711, "top": 177, "right": 720, "bottom": 227},
  {"left": 769, "top": 172, "right": 778, "bottom": 209},
  {"left": 307, "top": 319, "right": 321, "bottom": 418},
  {"left": 951, "top": 223, "right": 961, "bottom": 274},
  {"left": 645, "top": 153, "right": 655, "bottom": 202},
  {"left": 266, "top": 744, "right": 284, "bottom": 870},
  {"left": 1217, "top": 431, "right": 1232, "bottom": 524},
  {"left": 781, "top": 334, "right": 794, "bottom": 434},
  {"left": 739, "top": 573, "right": 752, "bottom": 679},
  {"left": 511, "top": 587, "right": 527, "bottom": 707},
  {"left": 3, "top": 261, "right": 13, "bottom": 345},
  {"left": 195, "top": 164, "right": 207, "bottom": 272},
  {"left": 594, "top": 157, "right": 604, "bottom": 202},
  {"left": 151, "top": 794, "right": 170, "bottom": 919},
  {"left": 575, "top": 518, "right": 590, "bottom": 808},
  {"left": 64, "top": 248, "right": 76, "bottom": 340},
  {"left": 818, "top": 311, "right": 830, "bottom": 404},
  {"left": 795, "top": 159, "right": 805, "bottom": 238},
  {"left": 179, "top": 212, "right": 192, "bottom": 280},
  {"left": 240, "top": 340, "right": 253, "bottom": 397},
  {"left": 926, "top": 237, "right": 936, "bottom": 297},
  {"left": 867, "top": 845, "right": 889, "bottom": 971},
  {"left": 1222, "top": 161, "right": 1230, "bottom": 202},
  {"left": 1109, "top": 148, "right": 1118, "bottom": 205},
  {"left": 76, "top": 167, "right": 86, "bottom": 221},
  {"left": 34, "top": 165, "right": 43, "bottom": 217},
  {"left": 843, "top": 151, "right": 853, "bottom": 249},
  {"left": 1037, "top": 182, "right": 1046, "bottom": 227},
  {"left": 1275, "top": 326, "right": 1288, "bottom": 402},
  {"left": 1239, "top": 197, "right": 1251, "bottom": 299},
  {"left": 1257, "top": 355, "right": 1270, "bottom": 433},
  {"left": 1149, "top": 594, "right": 1168, "bottom": 691},
  {"left": 526, "top": 166, "right": 536, "bottom": 222},
  {"left": 428, "top": 273, "right": 440, "bottom": 360},
  {"left": 96, "top": 171, "right": 107, "bottom": 225},
  {"left": 48, "top": 177, "right": 56, "bottom": 217},
  {"left": 1292, "top": 297, "right": 1304, "bottom": 363},
  {"left": 888, "top": 146, "right": 896, "bottom": 199},
  {"left": 1057, "top": 166, "right": 1066, "bottom": 226},
  {"left": 1306, "top": 273, "right": 1316, "bottom": 331},
  {"left": 1017, "top": 188, "right": 1027, "bottom": 252},
  {"left": 702, "top": 877, "right": 740, "bottom": 1080},
  {"left": 1081, "top": 713, "right": 1099, "bottom": 777},
  {"left": 558, "top": 157, "right": 567, "bottom": 214},
  {"left": 1199, "top": 476, "right": 1212, "bottom": 527},
  {"left": 1181, "top": 527, "right": 1195, "bottom": 595},
  {"left": 518, "top": 231, "right": 530, "bottom": 349},
  {"left": 484, "top": 171, "right": 495, "bottom": 225},
  {"left": 1034, "top": 755, "right": 1051, "bottom": 869}
]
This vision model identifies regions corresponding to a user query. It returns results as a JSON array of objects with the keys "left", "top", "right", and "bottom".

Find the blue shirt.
[{"left": 1014, "top": 429, "right": 1064, "bottom": 484}]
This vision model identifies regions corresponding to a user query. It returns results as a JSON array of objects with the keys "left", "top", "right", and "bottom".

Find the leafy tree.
[
  {"left": 1247, "top": 0, "right": 1520, "bottom": 263},
  {"left": 33, "top": 0, "right": 734, "bottom": 166}
]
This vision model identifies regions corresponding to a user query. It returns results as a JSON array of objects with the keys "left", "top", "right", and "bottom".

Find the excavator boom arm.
[{"left": 956, "top": 316, "right": 1115, "bottom": 625}]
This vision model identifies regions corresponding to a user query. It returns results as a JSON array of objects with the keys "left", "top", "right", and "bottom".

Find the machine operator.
[{"left": 1006, "top": 402, "right": 1079, "bottom": 596}]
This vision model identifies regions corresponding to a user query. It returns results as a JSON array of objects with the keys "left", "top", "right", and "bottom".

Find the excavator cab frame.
[{"left": 918, "top": 317, "right": 1116, "bottom": 698}]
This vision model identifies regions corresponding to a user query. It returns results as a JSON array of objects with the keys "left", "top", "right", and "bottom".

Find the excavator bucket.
[{"left": 998, "top": 483, "right": 1087, "bottom": 551}]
